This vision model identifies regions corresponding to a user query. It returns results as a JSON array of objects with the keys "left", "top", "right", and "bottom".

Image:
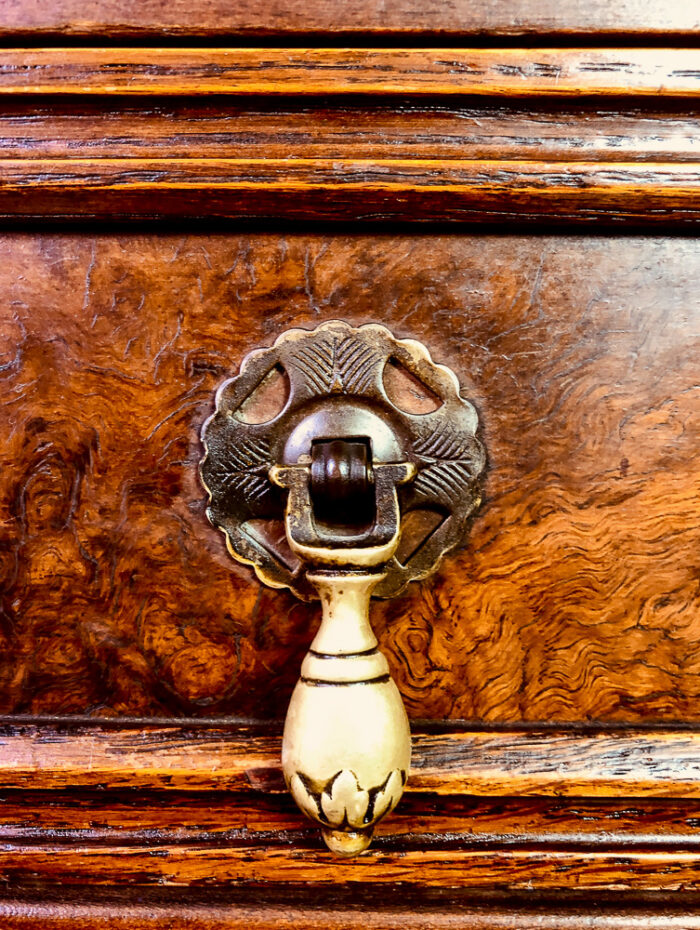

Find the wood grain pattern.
[
  {"left": 0, "top": 727, "right": 699, "bottom": 891},
  {"left": 3, "top": 725, "right": 700, "bottom": 796},
  {"left": 2, "top": 102, "right": 699, "bottom": 164},
  {"left": 2, "top": 49, "right": 700, "bottom": 98},
  {"left": 7, "top": 843, "right": 700, "bottom": 890},
  {"left": 1, "top": 233, "right": 697, "bottom": 721},
  {"left": 2, "top": 50, "right": 700, "bottom": 222},
  {"left": 4, "top": 157, "right": 700, "bottom": 223},
  {"left": 0, "top": 20, "right": 696, "bottom": 925},
  {"left": 0, "top": 0, "right": 698, "bottom": 39},
  {"left": 7, "top": 790, "right": 700, "bottom": 845},
  {"left": 5, "top": 898, "right": 700, "bottom": 930}
]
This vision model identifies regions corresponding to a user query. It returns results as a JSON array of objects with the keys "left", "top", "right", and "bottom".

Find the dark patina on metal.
[{"left": 200, "top": 320, "right": 485, "bottom": 599}]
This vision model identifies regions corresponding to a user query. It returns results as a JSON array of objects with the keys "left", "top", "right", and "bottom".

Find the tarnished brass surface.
[{"left": 200, "top": 320, "right": 485, "bottom": 599}]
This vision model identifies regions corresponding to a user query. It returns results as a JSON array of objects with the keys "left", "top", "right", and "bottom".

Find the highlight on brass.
[{"left": 200, "top": 320, "right": 485, "bottom": 855}]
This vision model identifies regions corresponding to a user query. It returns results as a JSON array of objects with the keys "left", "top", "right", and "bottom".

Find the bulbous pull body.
[{"left": 282, "top": 572, "right": 410, "bottom": 856}]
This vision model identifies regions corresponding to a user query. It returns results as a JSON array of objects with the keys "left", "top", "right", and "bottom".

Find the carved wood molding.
[
  {"left": 2, "top": 723, "right": 700, "bottom": 892},
  {"left": 4, "top": 158, "right": 700, "bottom": 223},
  {"left": 4, "top": 893, "right": 700, "bottom": 930},
  {"left": 0, "top": 49, "right": 700, "bottom": 222},
  {"left": 2, "top": 722, "right": 700, "bottom": 795}
]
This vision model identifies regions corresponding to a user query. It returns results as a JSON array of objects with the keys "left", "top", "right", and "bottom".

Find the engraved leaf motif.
[
  {"left": 208, "top": 433, "right": 272, "bottom": 505},
  {"left": 413, "top": 426, "right": 483, "bottom": 504},
  {"left": 292, "top": 334, "right": 378, "bottom": 395},
  {"left": 336, "top": 336, "right": 379, "bottom": 393},
  {"left": 289, "top": 773, "right": 321, "bottom": 822},
  {"left": 370, "top": 769, "right": 404, "bottom": 823},
  {"left": 321, "top": 770, "right": 370, "bottom": 828},
  {"left": 289, "top": 769, "right": 408, "bottom": 830}
]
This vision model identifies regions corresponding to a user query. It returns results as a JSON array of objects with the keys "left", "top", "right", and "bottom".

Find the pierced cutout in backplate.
[
  {"left": 244, "top": 518, "right": 302, "bottom": 573},
  {"left": 395, "top": 508, "right": 446, "bottom": 566},
  {"left": 234, "top": 364, "right": 290, "bottom": 424},
  {"left": 382, "top": 357, "right": 442, "bottom": 415}
]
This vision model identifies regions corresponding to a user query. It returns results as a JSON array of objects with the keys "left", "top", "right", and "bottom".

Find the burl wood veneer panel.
[{"left": 0, "top": 233, "right": 697, "bottom": 721}]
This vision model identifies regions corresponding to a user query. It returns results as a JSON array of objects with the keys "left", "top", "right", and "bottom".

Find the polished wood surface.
[
  {"left": 8, "top": 783, "right": 700, "bottom": 842},
  {"left": 7, "top": 839, "right": 700, "bottom": 889},
  {"left": 0, "top": 0, "right": 698, "bottom": 39},
  {"left": 1, "top": 233, "right": 697, "bottom": 723},
  {"left": 6, "top": 158, "right": 700, "bottom": 223},
  {"left": 5, "top": 897, "right": 700, "bottom": 930},
  {"left": 2, "top": 724, "right": 700, "bottom": 796},
  {"left": 2, "top": 49, "right": 700, "bottom": 97},
  {"left": 3, "top": 102, "right": 698, "bottom": 163},
  {"left": 0, "top": 13, "right": 698, "bottom": 919}
]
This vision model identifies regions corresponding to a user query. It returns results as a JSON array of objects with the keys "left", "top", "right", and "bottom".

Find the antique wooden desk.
[{"left": 0, "top": 1, "right": 699, "bottom": 926}]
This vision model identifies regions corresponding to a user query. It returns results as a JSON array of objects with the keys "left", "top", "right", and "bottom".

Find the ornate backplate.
[{"left": 200, "top": 321, "right": 485, "bottom": 599}]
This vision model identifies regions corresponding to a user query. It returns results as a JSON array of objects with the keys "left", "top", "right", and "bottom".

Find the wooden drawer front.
[
  {"left": 1, "top": 233, "right": 697, "bottom": 723},
  {"left": 0, "top": 19, "right": 699, "bottom": 924}
]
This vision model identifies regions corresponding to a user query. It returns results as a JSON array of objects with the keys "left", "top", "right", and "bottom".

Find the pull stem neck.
[{"left": 307, "top": 571, "right": 384, "bottom": 656}]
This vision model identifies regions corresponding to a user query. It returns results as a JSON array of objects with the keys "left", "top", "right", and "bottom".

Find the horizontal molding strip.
[
  {"left": 4, "top": 793, "right": 700, "bottom": 847},
  {"left": 4, "top": 844, "right": 700, "bottom": 890},
  {"left": 1, "top": 50, "right": 699, "bottom": 222},
  {"left": 2, "top": 725, "right": 700, "bottom": 795},
  {"left": 1, "top": 902, "right": 700, "bottom": 930},
  {"left": 0, "top": 48, "right": 700, "bottom": 97},
  {"left": 1, "top": 104, "right": 698, "bottom": 164},
  {"left": 0, "top": 0, "right": 699, "bottom": 40},
  {"left": 3, "top": 728, "right": 700, "bottom": 891},
  {"left": 2, "top": 157, "right": 700, "bottom": 222}
]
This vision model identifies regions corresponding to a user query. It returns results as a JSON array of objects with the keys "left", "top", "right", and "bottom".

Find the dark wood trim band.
[{"left": 2, "top": 157, "right": 700, "bottom": 223}]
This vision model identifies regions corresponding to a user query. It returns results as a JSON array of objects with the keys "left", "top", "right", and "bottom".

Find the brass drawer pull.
[{"left": 201, "top": 321, "right": 485, "bottom": 855}]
